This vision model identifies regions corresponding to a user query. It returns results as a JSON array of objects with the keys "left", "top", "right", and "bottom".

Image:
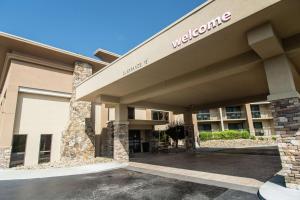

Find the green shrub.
[
  {"left": 199, "top": 130, "right": 250, "bottom": 141},
  {"left": 258, "top": 137, "right": 264, "bottom": 141},
  {"left": 250, "top": 135, "right": 256, "bottom": 140},
  {"left": 272, "top": 136, "right": 277, "bottom": 141}
]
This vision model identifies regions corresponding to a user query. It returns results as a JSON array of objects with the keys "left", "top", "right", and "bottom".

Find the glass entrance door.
[{"left": 129, "top": 130, "right": 141, "bottom": 153}]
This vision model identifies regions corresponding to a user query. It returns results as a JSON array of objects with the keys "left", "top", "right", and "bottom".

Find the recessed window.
[
  {"left": 152, "top": 110, "right": 169, "bottom": 121},
  {"left": 39, "top": 134, "right": 52, "bottom": 164},
  {"left": 254, "top": 122, "right": 264, "bottom": 136},
  {"left": 251, "top": 105, "right": 261, "bottom": 118},
  {"left": 197, "top": 109, "right": 210, "bottom": 120},
  {"left": 128, "top": 107, "right": 135, "bottom": 120},
  {"left": 226, "top": 106, "right": 242, "bottom": 119},
  {"left": 228, "top": 123, "right": 244, "bottom": 130},
  {"left": 10, "top": 135, "right": 27, "bottom": 167},
  {"left": 199, "top": 123, "right": 212, "bottom": 132}
]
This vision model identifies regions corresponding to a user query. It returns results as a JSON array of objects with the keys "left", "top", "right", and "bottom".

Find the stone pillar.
[
  {"left": 113, "top": 121, "right": 129, "bottom": 162},
  {"left": 0, "top": 147, "right": 11, "bottom": 168},
  {"left": 113, "top": 104, "right": 129, "bottom": 162},
  {"left": 271, "top": 98, "right": 300, "bottom": 189},
  {"left": 100, "top": 121, "right": 113, "bottom": 158},
  {"left": 183, "top": 111, "right": 196, "bottom": 151},
  {"left": 61, "top": 62, "right": 95, "bottom": 160}
]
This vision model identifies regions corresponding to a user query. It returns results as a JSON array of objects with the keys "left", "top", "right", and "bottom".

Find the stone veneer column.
[
  {"left": 271, "top": 98, "right": 300, "bottom": 189},
  {"left": 0, "top": 147, "right": 11, "bottom": 168},
  {"left": 61, "top": 62, "right": 95, "bottom": 160},
  {"left": 100, "top": 121, "right": 114, "bottom": 158},
  {"left": 184, "top": 112, "right": 196, "bottom": 151},
  {"left": 113, "top": 121, "right": 129, "bottom": 162}
]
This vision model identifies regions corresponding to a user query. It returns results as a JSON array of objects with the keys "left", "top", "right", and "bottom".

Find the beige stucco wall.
[
  {"left": 135, "top": 108, "right": 146, "bottom": 120},
  {"left": 0, "top": 59, "right": 73, "bottom": 148},
  {"left": 14, "top": 93, "right": 69, "bottom": 166}
]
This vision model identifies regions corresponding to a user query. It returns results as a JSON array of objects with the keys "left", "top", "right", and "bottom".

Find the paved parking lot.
[
  {"left": 0, "top": 169, "right": 258, "bottom": 200},
  {"left": 130, "top": 146, "right": 281, "bottom": 182}
]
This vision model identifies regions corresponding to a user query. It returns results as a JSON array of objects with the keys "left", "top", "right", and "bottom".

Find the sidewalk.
[{"left": 0, "top": 161, "right": 127, "bottom": 180}]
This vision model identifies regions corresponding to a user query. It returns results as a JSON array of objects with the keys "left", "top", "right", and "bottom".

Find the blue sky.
[{"left": 0, "top": 0, "right": 205, "bottom": 58}]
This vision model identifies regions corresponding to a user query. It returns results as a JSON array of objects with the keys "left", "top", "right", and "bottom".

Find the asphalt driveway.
[
  {"left": 130, "top": 146, "right": 281, "bottom": 182},
  {"left": 0, "top": 169, "right": 258, "bottom": 200}
]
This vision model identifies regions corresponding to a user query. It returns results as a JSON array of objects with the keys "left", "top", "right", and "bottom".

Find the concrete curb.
[
  {"left": 0, "top": 162, "right": 127, "bottom": 180},
  {"left": 258, "top": 175, "right": 300, "bottom": 200},
  {"left": 127, "top": 165, "right": 259, "bottom": 194}
]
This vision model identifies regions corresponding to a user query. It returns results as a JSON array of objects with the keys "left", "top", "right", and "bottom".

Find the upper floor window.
[
  {"left": 251, "top": 105, "right": 261, "bottom": 118},
  {"left": 226, "top": 106, "right": 242, "bottom": 119},
  {"left": 152, "top": 110, "right": 169, "bottom": 121},
  {"left": 128, "top": 107, "right": 135, "bottom": 120},
  {"left": 197, "top": 109, "right": 210, "bottom": 120}
]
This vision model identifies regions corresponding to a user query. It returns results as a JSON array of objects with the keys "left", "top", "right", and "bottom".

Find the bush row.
[{"left": 199, "top": 130, "right": 250, "bottom": 141}]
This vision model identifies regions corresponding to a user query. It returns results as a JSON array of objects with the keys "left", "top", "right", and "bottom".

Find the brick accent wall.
[
  {"left": 61, "top": 62, "right": 95, "bottom": 160},
  {"left": 271, "top": 97, "right": 300, "bottom": 190},
  {"left": 0, "top": 147, "right": 11, "bottom": 168}
]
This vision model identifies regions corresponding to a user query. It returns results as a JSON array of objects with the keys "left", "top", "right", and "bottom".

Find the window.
[
  {"left": 10, "top": 135, "right": 27, "bottom": 167},
  {"left": 39, "top": 134, "right": 52, "bottom": 164},
  {"left": 199, "top": 123, "right": 212, "bottom": 132},
  {"left": 128, "top": 107, "right": 135, "bottom": 120},
  {"left": 228, "top": 123, "right": 244, "bottom": 130},
  {"left": 197, "top": 109, "right": 210, "bottom": 120},
  {"left": 226, "top": 106, "right": 242, "bottom": 119},
  {"left": 254, "top": 122, "right": 264, "bottom": 136},
  {"left": 152, "top": 110, "right": 169, "bottom": 121},
  {"left": 251, "top": 105, "right": 261, "bottom": 118}
]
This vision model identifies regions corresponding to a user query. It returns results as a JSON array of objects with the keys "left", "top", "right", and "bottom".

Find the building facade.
[
  {"left": 0, "top": 0, "right": 300, "bottom": 190},
  {"left": 197, "top": 102, "right": 275, "bottom": 136}
]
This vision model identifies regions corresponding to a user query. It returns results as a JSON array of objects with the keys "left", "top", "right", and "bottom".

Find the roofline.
[
  {"left": 0, "top": 31, "right": 108, "bottom": 66},
  {"left": 94, "top": 48, "right": 121, "bottom": 58},
  {"left": 78, "top": 0, "right": 215, "bottom": 87}
]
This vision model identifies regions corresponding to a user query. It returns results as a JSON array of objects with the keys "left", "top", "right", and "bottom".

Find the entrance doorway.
[{"left": 129, "top": 130, "right": 141, "bottom": 153}]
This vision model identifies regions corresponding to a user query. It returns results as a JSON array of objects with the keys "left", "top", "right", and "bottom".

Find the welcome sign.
[{"left": 172, "top": 12, "right": 232, "bottom": 48}]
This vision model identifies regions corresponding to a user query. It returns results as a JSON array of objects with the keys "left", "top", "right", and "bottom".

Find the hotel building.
[
  {"left": 0, "top": 0, "right": 300, "bottom": 189},
  {"left": 197, "top": 102, "right": 275, "bottom": 136}
]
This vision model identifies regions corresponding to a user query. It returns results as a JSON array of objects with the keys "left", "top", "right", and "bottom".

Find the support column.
[
  {"left": 248, "top": 23, "right": 300, "bottom": 189},
  {"left": 264, "top": 55, "right": 300, "bottom": 189},
  {"left": 113, "top": 104, "right": 129, "bottom": 162},
  {"left": 61, "top": 62, "right": 95, "bottom": 160},
  {"left": 183, "top": 111, "right": 196, "bottom": 151},
  {"left": 219, "top": 107, "right": 225, "bottom": 131},
  {"left": 245, "top": 104, "right": 255, "bottom": 135},
  {"left": 271, "top": 98, "right": 300, "bottom": 189}
]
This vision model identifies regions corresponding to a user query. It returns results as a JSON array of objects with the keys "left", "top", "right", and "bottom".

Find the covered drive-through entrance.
[{"left": 76, "top": 0, "right": 300, "bottom": 190}]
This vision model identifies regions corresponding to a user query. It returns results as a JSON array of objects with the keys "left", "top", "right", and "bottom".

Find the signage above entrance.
[{"left": 172, "top": 11, "right": 232, "bottom": 48}]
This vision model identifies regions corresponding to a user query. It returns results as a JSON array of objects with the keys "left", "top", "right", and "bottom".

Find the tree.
[{"left": 165, "top": 122, "right": 185, "bottom": 149}]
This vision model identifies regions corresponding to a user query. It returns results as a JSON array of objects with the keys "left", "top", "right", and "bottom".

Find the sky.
[{"left": 0, "top": 0, "right": 206, "bottom": 58}]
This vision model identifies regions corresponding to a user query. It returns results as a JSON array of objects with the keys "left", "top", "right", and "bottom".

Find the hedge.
[{"left": 199, "top": 130, "right": 250, "bottom": 141}]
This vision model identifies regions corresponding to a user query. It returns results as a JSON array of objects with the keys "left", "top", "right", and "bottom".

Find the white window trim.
[{"left": 18, "top": 87, "right": 71, "bottom": 98}]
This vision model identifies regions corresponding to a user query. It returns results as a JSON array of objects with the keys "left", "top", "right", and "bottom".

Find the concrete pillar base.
[
  {"left": 0, "top": 147, "right": 11, "bottom": 168},
  {"left": 271, "top": 97, "right": 300, "bottom": 190},
  {"left": 184, "top": 124, "right": 196, "bottom": 152},
  {"left": 113, "top": 121, "right": 129, "bottom": 162}
]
